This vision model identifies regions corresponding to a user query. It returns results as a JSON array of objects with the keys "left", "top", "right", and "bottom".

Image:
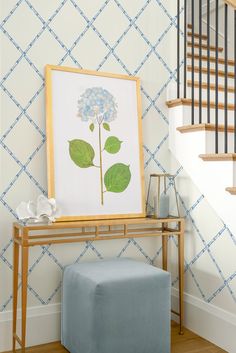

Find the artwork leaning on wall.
[{"left": 45, "top": 66, "right": 146, "bottom": 221}]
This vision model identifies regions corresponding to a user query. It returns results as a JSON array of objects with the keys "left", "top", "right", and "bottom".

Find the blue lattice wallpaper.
[{"left": 0, "top": 0, "right": 235, "bottom": 342}]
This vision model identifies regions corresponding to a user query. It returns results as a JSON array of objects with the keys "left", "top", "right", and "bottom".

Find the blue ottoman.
[{"left": 61, "top": 258, "right": 171, "bottom": 353}]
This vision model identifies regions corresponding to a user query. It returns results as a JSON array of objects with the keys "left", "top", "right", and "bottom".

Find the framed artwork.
[{"left": 45, "top": 65, "right": 145, "bottom": 221}]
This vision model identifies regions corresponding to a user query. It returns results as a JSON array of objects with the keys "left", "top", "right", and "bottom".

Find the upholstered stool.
[{"left": 61, "top": 258, "right": 171, "bottom": 353}]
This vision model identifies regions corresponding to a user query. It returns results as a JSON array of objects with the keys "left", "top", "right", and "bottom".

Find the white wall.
[{"left": 0, "top": 1, "right": 175, "bottom": 351}]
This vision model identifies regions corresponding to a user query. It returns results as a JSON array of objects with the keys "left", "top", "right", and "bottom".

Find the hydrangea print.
[
  {"left": 77, "top": 87, "right": 117, "bottom": 123},
  {"left": 69, "top": 87, "right": 131, "bottom": 206}
]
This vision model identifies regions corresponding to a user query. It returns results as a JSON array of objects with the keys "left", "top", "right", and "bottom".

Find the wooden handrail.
[{"left": 224, "top": 0, "right": 236, "bottom": 9}]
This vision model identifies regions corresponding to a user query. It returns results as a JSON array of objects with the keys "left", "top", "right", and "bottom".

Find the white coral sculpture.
[{"left": 16, "top": 195, "right": 61, "bottom": 223}]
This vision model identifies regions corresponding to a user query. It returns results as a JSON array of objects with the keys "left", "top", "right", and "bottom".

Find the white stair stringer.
[{"left": 169, "top": 104, "right": 236, "bottom": 234}]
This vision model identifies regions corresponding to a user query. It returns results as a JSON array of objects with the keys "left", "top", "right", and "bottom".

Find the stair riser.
[
  {"left": 186, "top": 88, "right": 235, "bottom": 103},
  {"left": 205, "top": 131, "right": 235, "bottom": 154},
  {"left": 187, "top": 48, "right": 223, "bottom": 57},
  {"left": 187, "top": 46, "right": 224, "bottom": 53},
  {"left": 166, "top": 85, "right": 235, "bottom": 104},
  {"left": 181, "top": 105, "right": 236, "bottom": 125},
  {"left": 187, "top": 49, "right": 222, "bottom": 57},
  {"left": 187, "top": 71, "right": 234, "bottom": 85},
  {"left": 187, "top": 58, "right": 235, "bottom": 72}
]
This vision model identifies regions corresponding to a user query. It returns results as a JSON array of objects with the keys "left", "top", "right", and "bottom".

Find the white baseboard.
[
  {"left": 0, "top": 303, "right": 61, "bottom": 352},
  {"left": 1, "top": 293, "right": 236, "bottom": 353},
  {"left": 172, "top": 288, "right": 236, "bottom": 353}
]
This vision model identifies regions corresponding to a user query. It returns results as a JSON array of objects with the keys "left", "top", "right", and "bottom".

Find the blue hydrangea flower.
[{"left": 77, "top": 87, "right": 117, "bottom": 123}]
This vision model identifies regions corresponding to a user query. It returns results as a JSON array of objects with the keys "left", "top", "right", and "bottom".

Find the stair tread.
[
  {"left": 166, "top": 98, "right": 235, "bottom": 110},
  {"left": 187, "top": 65, "right": 234, "bottom": 78},
  {"left": 187, "top": 32, "right": 208, "bottom": 40},
  {"left": 225, "top": 0, "right": 236, "bottom": 10},
  {"left": 187, "top": 53, "right": 235, "bottom": 66},
  {"left": 226, "top": 187, "right": 236, "bottom": 194},
  {"left": 177, "top": 123, "right": 235, "bottom": 133},
  {"left": 199, "top": 153, "right": 236, "bottom": 161},
  {"left": 187, "top": 41, "right": 224, "bottom": 52},
  {"left": 187, "top": 80, "right": 235, "bottom": 93}
]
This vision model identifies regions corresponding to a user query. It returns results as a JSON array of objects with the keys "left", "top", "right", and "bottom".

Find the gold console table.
[{"left": 12, "top": 216, "right": 185, "bottom": 352}]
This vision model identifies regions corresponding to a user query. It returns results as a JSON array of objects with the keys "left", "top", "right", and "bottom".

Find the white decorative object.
[{"left": 16, "top": 195, "right": 61, "bottom": 223}]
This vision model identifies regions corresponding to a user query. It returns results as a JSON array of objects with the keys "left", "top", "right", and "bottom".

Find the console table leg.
[
  {"left": 12, "top": 227, "right": 19, "bottom": 352},
  {"left": 162, "top": 223, "right": 168, "bottom": 271},
  {"left": 178, "top": 220, "right": 185, "bottom": 335},
  {"left": 21, "top": 246, "right": 29, "bottom": 352}
]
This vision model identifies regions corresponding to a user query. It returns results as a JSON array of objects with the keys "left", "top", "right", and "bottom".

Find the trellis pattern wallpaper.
[{"left": 0, "top": 0, "right": 235, "bottom": 334}]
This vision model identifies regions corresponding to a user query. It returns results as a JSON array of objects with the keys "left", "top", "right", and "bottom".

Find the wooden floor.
[{"left": 9, "top": 322, "right": 226, "bottom": 353}]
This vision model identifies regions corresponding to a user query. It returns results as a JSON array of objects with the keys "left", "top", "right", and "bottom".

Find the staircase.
[{"left": 166, "top": 0, "right": 236, "bottom": 233}]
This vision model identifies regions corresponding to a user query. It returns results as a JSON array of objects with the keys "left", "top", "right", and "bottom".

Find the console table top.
[{"left": 14, "top": 216, "right": 184, "bottom": 231}]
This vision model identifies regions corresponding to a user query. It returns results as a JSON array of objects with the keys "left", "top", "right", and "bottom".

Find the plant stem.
[{"left": 98, "top": 122, "right": 104, "bottom": 205}]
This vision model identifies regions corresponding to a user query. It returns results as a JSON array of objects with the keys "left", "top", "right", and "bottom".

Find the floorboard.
[{"left": 7, "top": 322, "right": 226, "bottom": 353}]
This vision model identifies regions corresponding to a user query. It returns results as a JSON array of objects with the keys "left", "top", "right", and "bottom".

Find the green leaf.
[
  {"left": 104, "top": 136, "right": 122, "bottom": 154},
  {"left": 89, "top": 123, "right": 95, "bottom": 132},
  {"left": 69, "top": 139, "right": 95, "bottom": 168},
  {"left": 104, "top": 163, "right": 131, "bottom": 193},
  {"left": 103, "top": 122, "right": 110, "bottom": 131}
]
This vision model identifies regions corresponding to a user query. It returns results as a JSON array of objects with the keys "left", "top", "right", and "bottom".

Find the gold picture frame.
[{"left": 45, "top": 65, "right": 145, "bottom": 221}]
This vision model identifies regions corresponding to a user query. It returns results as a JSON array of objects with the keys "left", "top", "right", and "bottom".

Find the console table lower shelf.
[{"left": 12, "top": 216, "right": 185, "bottom": 352}]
